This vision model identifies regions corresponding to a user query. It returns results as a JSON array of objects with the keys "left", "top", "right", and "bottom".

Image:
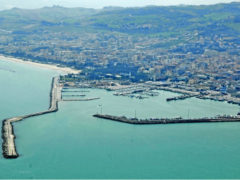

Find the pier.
[
  {"left": 2, "top": 77, "right": 61, "bottom": 159},
  {"left": 62, "top": 94, "right": 86, "bottom": 97},
  {"left": 62, "top": 97, "right": 100, "bottom": 101},
  {"left": 93, "top": 114, "right": 240, "bottom": 125},
  {"left": 62, "top": 90, "right": 90, "bottom": 93}
]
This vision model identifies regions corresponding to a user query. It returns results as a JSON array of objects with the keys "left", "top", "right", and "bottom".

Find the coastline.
[{"left": 0, "top": 54, "right": 80, "bottom": 74}]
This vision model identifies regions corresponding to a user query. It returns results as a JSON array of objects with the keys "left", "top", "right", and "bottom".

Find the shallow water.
[{"left": 0, "top": 59, "right": 240, "bottom": 179}]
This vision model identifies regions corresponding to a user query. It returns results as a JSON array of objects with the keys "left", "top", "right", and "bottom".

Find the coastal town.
[
  {"left": 0, "top": 30, "right": 239, "bottom": 104},
  {"left": 1, "top": 2, "right": 240, "bottom": 179},
  {"left": 0, "top": 4, "right": 239, "bottom": 107}
]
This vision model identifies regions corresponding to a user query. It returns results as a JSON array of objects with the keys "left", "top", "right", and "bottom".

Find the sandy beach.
[{"left": 0, "top": 55, "right": 80, "bottom": 74}]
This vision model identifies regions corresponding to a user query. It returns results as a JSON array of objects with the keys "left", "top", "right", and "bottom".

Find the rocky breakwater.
[
  {"left": 166, "top": 94, "right": 195, "bottom": 102},
  {"left": 2, "top": 77, "right": 60, "bottom": 159},
  {"left": 93, "top": 114, "right": 240, "bottom": 125}
]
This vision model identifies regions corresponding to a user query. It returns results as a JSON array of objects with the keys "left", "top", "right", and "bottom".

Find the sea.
[{"left": 0, "top": 58, "right": 240, "bottom": 179}]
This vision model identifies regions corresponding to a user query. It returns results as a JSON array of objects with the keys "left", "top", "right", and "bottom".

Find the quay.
[
  {"left": 2, "top": 77, "right": 61, "bottom": 159},
  {"left": 93, "top": 114, "right": 240, "bottom": 125}
]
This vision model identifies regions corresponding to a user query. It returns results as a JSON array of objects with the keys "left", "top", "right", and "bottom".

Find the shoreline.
[{"left": 0, "top": 54, "right": 80, "bottom": 74}]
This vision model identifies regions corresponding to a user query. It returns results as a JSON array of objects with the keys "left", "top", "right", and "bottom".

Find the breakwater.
[
  {"left": 93, "top": 114, "right": 240, "bottom": 125},
  {"left": 2, "top": 77, "right": 60, "bottom": 159},
  {"left": 166, "top": 95, "right": 195, "bottom": 102}
]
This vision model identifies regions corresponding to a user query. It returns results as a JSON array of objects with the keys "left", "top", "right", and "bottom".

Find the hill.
[{"left": 0, "top": 3, "right": 240, "bottom": 35}]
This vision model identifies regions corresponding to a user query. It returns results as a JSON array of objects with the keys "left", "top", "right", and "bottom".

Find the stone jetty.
[
  {"left": 2, "top": 77, "right": 61, "bottom": 159},
  {"left": 166, "top": 94, "right": 195, "bottom": 102},
  {"left": 93, "top": 114, "right": 240, "bottom": 125}
]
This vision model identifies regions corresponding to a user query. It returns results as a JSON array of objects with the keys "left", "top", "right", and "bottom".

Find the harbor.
[
  {"left": 0, "top": 61, "right": 240, "bottom": 178},
  {"left": 1, "top": 77, "right": 240, "bottom": 159},
  {"left": 60, "top": 79, "right": 240, "bottom": 105}
]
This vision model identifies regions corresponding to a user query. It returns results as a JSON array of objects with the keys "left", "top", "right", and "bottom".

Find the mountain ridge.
[{"left": 0, "top": 2, "right": 239, "bottom": 35}]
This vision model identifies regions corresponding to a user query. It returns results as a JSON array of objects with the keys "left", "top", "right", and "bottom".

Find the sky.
[{"left": 0, "top": 0, "right": 239, "bottom": 10}]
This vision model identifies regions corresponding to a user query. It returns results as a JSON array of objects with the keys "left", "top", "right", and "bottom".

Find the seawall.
[
  {"left": 93, "top": 114, "right": 240, "bottom": 125},
  {"left": 1, "top": 77, "right": 60, "bottom": 159}
]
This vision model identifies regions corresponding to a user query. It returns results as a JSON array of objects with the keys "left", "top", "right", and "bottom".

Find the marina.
[{"left": 62, "top": 80, "right": 240, "bottom": 105}]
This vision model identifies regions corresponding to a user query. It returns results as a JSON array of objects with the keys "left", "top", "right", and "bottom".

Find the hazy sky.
[{"left": 0, "top": 0, "right": 239, "bottom": 10}]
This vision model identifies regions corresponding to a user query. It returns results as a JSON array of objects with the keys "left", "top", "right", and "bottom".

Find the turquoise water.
[{"left": 0, "top": 59, "right": 240, "bottom": 179}]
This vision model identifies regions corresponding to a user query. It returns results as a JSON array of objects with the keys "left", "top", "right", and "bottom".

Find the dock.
[
  {"left": 2, "top": 77, "right": 61, "bottom": 159},
  {"left": 62, "top": 90, "right": 90, "bottom": 93},
  {"left": 62, "top": 94, "right": 86, "bottom": 97},
  {"left": 93, "top": 114, "right": 240, "bottom": 125},
  {"left": 62, "top": 97, "right": 100, "bottom": 101}
]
